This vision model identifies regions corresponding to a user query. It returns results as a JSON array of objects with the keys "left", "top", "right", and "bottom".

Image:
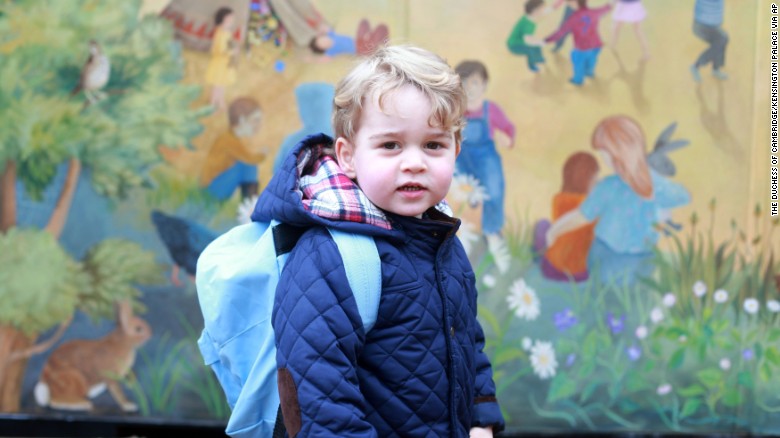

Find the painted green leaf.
[
  {"left": 760, "top": 362, "right": 773, "bottom": 382},
  {"left": 765, "top": 346, "right": 780, "bottom": 366},
  {"left": 547, "top": 374, "right": 578, "bottom": 403},
  {"left": 696, "top": 368, "right": 724, "bottom": 388},
  {"left": 582, "top": 331, "right": 599, "bottom": 359},
  {"left": 677, "top": 384, "right": 706, "bottom": 397},
  {"left": 494, "top": 347, "right": 525, "bottom": 367},
  {"left": 579, "top": 380, "right": 600, "bottom": 404},
  {"left": 737, "top": 371, "right": 754, "bottom": 389},
  {"left": 722, "top": 388, "right": 743, "bottom": 407},
  {"left": 680, "top": 398, "right": 702, "bottom": 419},
  {"left": 669, "top": 348, "right": 686, "bottom": 369},
  {"left": 578, "top": 359, "right": 596, "bottom": 379}
]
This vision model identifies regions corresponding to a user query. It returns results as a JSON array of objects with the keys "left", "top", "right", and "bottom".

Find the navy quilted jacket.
[{"left": 252, "top": 134, "right": 505, "bottom": 437}]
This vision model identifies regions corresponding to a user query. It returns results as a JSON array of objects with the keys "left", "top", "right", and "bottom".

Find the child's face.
[
  {"left": 233, "top": 109, "right": 262, "bottom": 137},
  {"left": 461, "top": 73, "right": 487, "bottom": 107},
  {"left": 529, "top": 3, "right": 546, "bottom": 18},
  {"left": 222, "top": 12, "right": 235, "bottom": 30},
  {"left": 336, "top": 85, "right": 460, "bottom": 217}
]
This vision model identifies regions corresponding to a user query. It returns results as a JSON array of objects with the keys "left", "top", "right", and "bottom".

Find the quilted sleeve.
[
  {"left": 472, "top": 292, "right": 506, "bottom": 432},
  {"left": 272, "top": 228, "right": 378, "bottom": 437}
]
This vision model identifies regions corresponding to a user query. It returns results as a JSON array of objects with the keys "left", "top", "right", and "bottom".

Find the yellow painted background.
[{"left": 142, "top": 0, "right": 773, "bottom": 249}]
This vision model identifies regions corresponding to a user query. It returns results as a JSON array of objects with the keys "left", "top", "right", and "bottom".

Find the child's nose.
[{"left": 400, "top": 148, "right": 427, "bottom": 172}]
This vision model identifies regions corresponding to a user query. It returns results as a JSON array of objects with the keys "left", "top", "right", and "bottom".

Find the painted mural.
[{"left": 0, "top": 0, "right": 778, "bottom": 435}]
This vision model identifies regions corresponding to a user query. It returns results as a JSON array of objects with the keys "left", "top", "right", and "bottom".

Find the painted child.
[
  {"left": 535, "top": 151, "right": 599, "bottom": 282},
  {"left": 454, "top": 60, "right": 516, "bottom": 273},
  {"left": 205, "top": 7, "right": 238, "bottom": 111},
  {"left": 551, "top": 0, "right": 575, "bottom": 52},
  {"left": 506, "top": 0, "right": 551, "bottom": 72},
  {"left": 544, "top": 0, "right": 614, "bottom": 86},
  {"left": 610, "top": 0, "right": 650, "bottom": 60},
  {"left": 690, "top": 0, "right": 728, "bottom": 81},
  {"left": 200, "top": 97, "right": 267, "bottom": 202},
  {"left": 546, "top": 115, "right": 691, "bottom": 283},
  {"left": 253, "top": 45, "right": 504, "bottom": 436}
]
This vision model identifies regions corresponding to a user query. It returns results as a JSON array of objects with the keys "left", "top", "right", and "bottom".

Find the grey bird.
[{"left": 71, "top": 40, "right": 111, "bottom": 105}]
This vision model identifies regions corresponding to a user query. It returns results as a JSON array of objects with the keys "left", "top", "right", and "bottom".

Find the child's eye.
[
  {"left": 425, "top": 142, "right": 443, "bottom": 150},
  {"left": 381, "top": 142, "right": 400, "bottom": 150}
]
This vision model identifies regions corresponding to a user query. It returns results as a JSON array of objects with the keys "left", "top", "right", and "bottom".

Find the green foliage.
[
  {"left": 80, "top": 238, "right": 163, "bottom": 320},
  {"left": 0, "top": 228, "right": 87, "bottom": 335},
  {"left": 125, "top": 315, "right": 230, "bottom": 420},
  {"left": 125, "top": 333, "right": 190, "bottom": 416},
  {"left": 0, "top": 0, "right": 207, "bottom": 200},
  {"left": 0, "top": 228, "right": 162, "bottom": 333}
]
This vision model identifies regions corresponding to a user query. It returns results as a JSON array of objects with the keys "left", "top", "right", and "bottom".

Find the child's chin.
[{"left": 388, "top": 206, "right": 430, "bottom": 218}]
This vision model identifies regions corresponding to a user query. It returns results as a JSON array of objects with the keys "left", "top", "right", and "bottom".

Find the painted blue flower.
[
  {"left": 554, "top": 308, "right": 578, "bottom": 332},
  {"left": 626, "top": 345, "right": 642, "bottom": 361},
  {"left": 606, "top": 312, "right": 626, "bottom": 334},
  {"left": 566, "top": 353, "right": 577, "bottom": 367},
  {"left": 743, "top": 348, "right": 755, "bottom": 361}
]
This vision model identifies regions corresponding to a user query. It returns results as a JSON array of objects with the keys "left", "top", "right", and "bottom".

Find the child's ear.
[{"left": 335, "top": 137, "right": 357, "bottom": 179}]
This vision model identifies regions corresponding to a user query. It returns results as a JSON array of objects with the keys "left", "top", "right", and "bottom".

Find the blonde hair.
[
  {"left": 591, "top": 115, "right": 653, "bottom": 199},
  {"left": 332, "top": 44, "right": 467, "bottom": 144}
]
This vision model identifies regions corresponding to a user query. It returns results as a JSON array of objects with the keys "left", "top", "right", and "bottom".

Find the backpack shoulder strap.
[{"left": 326, "top": 228, "right": 381, "bottom": 333}]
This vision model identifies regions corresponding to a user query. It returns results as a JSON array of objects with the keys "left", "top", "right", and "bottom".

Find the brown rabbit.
[{"left": 34, "top": 300, "right": 152, "bottom": 412}]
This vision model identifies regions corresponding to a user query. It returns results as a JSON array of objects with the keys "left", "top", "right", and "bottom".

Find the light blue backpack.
[{"left": 195, "top": 220, "right": 381, "bottom": 437}]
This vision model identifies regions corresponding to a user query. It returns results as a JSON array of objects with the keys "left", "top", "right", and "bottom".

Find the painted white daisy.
[
  {"left": 713, "top": 289, "right": 729, "bottom": 303},
  {"left": 530, "top": 341, "right": 558, "bottom": 380},
  {"left": 482, "top": 273, "right": 497, "bottom": 289},
  {"left": 449, "top": 173, "right": 490, "bottom": 207},
  {"left": 719, "top": 358, "right": 731, "bottom": 371},
  {"left": 650, "top": 307, "right": 664, "bottom": 324},
  {"left": 457, "top": 220, "right": 480, "bottom": 257},
  {"left": 521, "top": 337, "right": 533, "bottom": 351},
  {"left": 662, "top": 293, "right": 676, "bottom": 307},
  {"left": 767, "top": 300, "right": 780, "bottom": 313},
  {"left": 693, "top": 281, "right": 707, "bottom": 298},
  {"left": 506, "top": 278, "right": 540, "bottom": 321},
  {"left": 743, "top": 298, "right": 760, "bottom": 314},
  {"left": 236, "top": 195, "right": 259, "bottom": 225},
  {"left": 657, "top": 383, "right": 672, "bottom": 396},
  {"left": 635, "top": 325, "right": 648, "bottom": 340}
]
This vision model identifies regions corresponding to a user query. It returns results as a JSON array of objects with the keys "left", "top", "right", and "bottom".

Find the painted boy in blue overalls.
[{"left": 454, "top": 60, "right": 516, "bottom": 272}]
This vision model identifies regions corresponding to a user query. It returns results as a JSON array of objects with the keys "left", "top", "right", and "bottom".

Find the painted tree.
[{"left": 0, "top": 0, "right": 206, "bottom": 411}]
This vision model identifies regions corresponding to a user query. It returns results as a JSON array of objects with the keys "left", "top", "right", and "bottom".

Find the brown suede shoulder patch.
[
  {"left": 474, "top": 395, "right": 498, "bottom": 404},
  {"left": 277, "top": 368, "right": 302, "bottom": 437}
]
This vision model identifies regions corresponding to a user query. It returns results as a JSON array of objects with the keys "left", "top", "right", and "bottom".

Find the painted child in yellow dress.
[{"left": 206, "top": 7, "right": 238, "bottom": 111}]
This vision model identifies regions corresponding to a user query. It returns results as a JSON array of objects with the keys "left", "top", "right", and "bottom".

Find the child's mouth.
[{"left": 399, "top": 184, "right": 425, "bottom": 192}]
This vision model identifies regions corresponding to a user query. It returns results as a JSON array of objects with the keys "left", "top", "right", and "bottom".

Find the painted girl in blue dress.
[{"left": 545, "top": 115, "right": 691, "bottom": 284}]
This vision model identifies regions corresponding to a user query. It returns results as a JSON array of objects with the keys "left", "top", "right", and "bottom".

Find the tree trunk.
[
  {"left": 0, "top": 325, "right": 34, "bottom": 412},
  {"left": 45, "top": 158, "right": 81, "bottom": 239},
  {"left": 0, "top": 160, "right": 17, "bottom": 233}
]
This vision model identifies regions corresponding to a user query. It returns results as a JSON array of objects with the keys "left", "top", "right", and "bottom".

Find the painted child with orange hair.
[
  {"left": 546, "top": 115, "right": 690, "bottom": 283},
  {"left": 538, "top": 152, "right": 599, "bottom": 282}
]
